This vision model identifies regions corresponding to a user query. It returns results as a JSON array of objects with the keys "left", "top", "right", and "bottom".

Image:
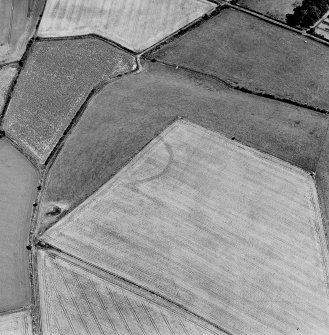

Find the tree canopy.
[{"left": 286, "top": 0, "right": 329, "bottom": 27}]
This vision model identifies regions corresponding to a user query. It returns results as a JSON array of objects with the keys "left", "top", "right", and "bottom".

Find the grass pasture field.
[
  {"left": 147, "top": 8, "right": 329, "bottom": 112},
  {"left": 0, "top": 140, "right": 38, "bottom": 312},
  {"left": 38, "top": 0, "right": 215, "bottom": 52},
  {"left": 0, "top": 309, "right": 32, "bottom": 335},
  {"left": 37, "top": 61, "right": 328, "bottom": 230},
  {"left": 0, "top": 0, "right": 45, "bottom": 64},
  {"left": 3, "top": 38, "right": 135, "bottom": 163},
  {"left": 236, "top": 0, "right": 302, "bottom": 22},
  {"left": 0, "top": 65, "right": 17, "bottom": 113},
  {"left": 42, "top": 120, "right": 329, "bottom": 335},
  {"left": 38, "top": 250, "right": 226, "bottom": 335}
]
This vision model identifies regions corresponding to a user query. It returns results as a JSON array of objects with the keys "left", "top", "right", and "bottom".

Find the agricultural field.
[
  {"left": 0, "top": 140, "right": 38, "bottom": 312},
  {"left": 42, "top": 120, "right": 329, "bottom": 335},
  {"left": 3, "top": 38, "right": 135, "bottom": 163},
  {"left": 316, "top": 133, "right": 329, "bottom": 238},
  {"left": 37, "top": 61, "right": 328, "bottom": 230},
  {"left": 147, "top": 8, "right": 329, "bottom": 112},
  {"left": 236, "top": 0, "right": 302, "bottom": 22},
  {"left": 38, "top": 250, "right": 225, "bottom": 335},
  {"left": 0, "top": 65, "right": 17, "bottom": 113},
  {"left": 0, "top": 0, "right": 45, "bottom": 64},
  {"left": 37, "top": 0, "right": 215, "bottom": 52},
  {"left": 0, "top": 309, "right": 32, "bottom": 335}
]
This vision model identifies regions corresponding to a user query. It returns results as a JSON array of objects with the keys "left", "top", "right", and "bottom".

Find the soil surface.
[{"left": 0, "top": 140, "right": 38, "bottom": 312}]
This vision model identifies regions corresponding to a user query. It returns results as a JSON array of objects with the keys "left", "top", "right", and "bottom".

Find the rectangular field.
[
  {"left": 148, "top": 8, "right": 329, "bottom": 112},
  {"left": 0, "top": 140, "right": 38, "bottom": 311},
  {"left": 42, "top": 120, "right": 329, "bottom": 335}
]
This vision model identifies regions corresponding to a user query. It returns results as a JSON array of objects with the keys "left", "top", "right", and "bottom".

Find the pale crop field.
[
  {"left": 0, "top": 310, "right": 32, "bottom": 335},
  {"left": 38, "top": 250, "right": 226, "bottom": 335},
  {"left": 37, "top": 0, "right": 215, "bottom": 52},
  {"left": 42, "top": 120, "right": 329, "bottom": 335},
  {"left": 0, "top": 140, "right": 38, "bottom": 311}
]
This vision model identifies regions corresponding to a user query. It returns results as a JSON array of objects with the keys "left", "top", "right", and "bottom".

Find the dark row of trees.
[{"left": 286, "top": 0, "right": 329, "bottom": 27}]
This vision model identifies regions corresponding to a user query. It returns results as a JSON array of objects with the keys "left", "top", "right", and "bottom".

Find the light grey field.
[
  {"left": 0, "top": 309, "right": 32, "bottom": 335},
  {"left": 38, "top": 250, "right": 226, "bottom": 335},
  {"left": 42, "top": 121, "right": 329, "bottom": 335},
  {"left": 38, "top": 0, "right": 215, "bottom": 52},
  {"left": 0, "top": 140, "right": 38, "bottom": 311}
]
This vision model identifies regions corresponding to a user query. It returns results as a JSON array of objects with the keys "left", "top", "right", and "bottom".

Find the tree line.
[{"left": 286, "top": 0, "right": 329, "bottom": 27}]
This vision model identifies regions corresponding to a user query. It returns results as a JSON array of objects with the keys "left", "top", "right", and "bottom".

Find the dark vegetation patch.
[
  {"left": 38, "top": 61, "right": 328, "bottom": 230},
  {"left": 146, "top": 8, "right": 329, "bottom": 112},
  {"left": 287, "top": 0, "right": 329, "bottom": 28},
  {"left": 3, "top": 38, "right": 135, "bottom": 163}
]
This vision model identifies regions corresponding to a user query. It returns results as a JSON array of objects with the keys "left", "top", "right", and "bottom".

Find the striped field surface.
[
  {"left": 0, "top": 310, "right": 32, "bottom": 335},
  {"left": 37, "top": 0, "right": 215, "bottom": 52},
  {"left": 38, "top": 250, "right": 226, "bottom": 335},
  {"left": 42, "top": 120, "right": 329, "bottom": 335}
]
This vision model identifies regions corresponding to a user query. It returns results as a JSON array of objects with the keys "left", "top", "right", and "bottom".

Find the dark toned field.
[
  {"left": 236, "top": 0, "right": 302, "bottom": 22},
  {"left": 147, "top": 8, "right": 329, "bottom": 112},
  {"left": 38, "top": 61, "right": 328, "bottom": 229},
  {"left": 0, "top": 139, "right": 38, "bottom": 312},
  {"left": 0, "top": 0, "right": 45, "bottom": 64},
  {"left": 3, "top": 38, "right": 135, "bottom": 162}
]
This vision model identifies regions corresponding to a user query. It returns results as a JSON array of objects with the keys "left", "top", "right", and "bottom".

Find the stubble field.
[
  {"left": 42, "top": 120, "right": 329, "bottom": 335},
  {"left": 38, "top": 250, "right": 226, "bottom": 335},
  {"left": 38, "top": 0, "right": 215, "bottom": 52}
]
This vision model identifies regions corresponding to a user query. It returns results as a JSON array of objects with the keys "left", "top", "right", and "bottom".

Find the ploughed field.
[
  {"left": 236, "top": 0, "right": 302, "bottom": 22},
  {"left": 0, "top": 0, "right": 45, "bottom": 64},
  {"left": 41, "top": 120, "right": 329, "bottom": 335},
  {"left": 38, "top": 250, "right": 226, "bottom": 335},
  {"left": 0, "top": 140, "right": 38, "bottom": 312},
  {"left": 37, "top": 0, "right": 215, "bottom": 52},
  {"left": 147, "top": 8, "right": 329, "bottom": 112},
  {"left": 3, "top": 38, "right": 135, "bottom": 163},
  {"left": 38, "top": 61, "right": 328, "bottom": 230}
]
